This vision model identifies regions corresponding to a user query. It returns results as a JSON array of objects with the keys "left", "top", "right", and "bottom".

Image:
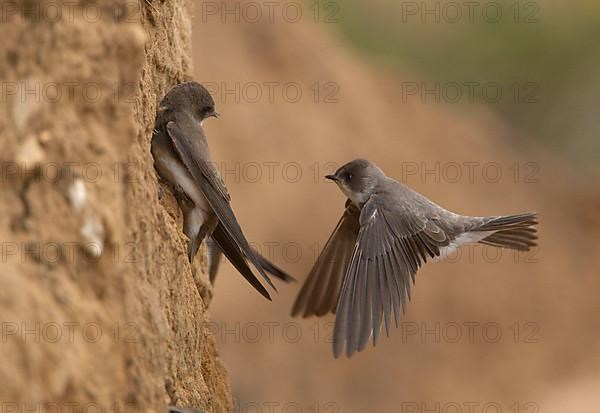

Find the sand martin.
[
  {"left": 292, "top": 159, "right": 538, "bottom": 357},
  {"left": 151, "top": 82, "right": 293, "bottom": 300}
]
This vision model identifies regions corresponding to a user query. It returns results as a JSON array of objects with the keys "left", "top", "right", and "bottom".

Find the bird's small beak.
[
  {"left": 325, "top": 174, "right": 339, "bottom": 182},
  {"left": 211, "top": 111, "right": 220, "bottom": 119}
]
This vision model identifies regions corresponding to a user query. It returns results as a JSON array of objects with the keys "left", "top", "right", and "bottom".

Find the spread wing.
[
  {"left": 292, "top": 200, "right": 360, "bottom": 318},
  {"left": 333, "top": 194, "right": 451, "bottom": 358},
  {"left": 165, "top": 120, "right": 276, "bottom": 295}
]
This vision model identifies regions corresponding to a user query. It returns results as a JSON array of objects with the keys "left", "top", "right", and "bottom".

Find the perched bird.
[
  {"left": 292, "top": 159, "right": 538, "bottom": 357},
  {"left": 151, "top": 82, "right": 293, "bottom": 300}
]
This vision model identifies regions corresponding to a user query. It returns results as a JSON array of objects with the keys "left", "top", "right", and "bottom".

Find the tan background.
[{"left": 192, "top": 1, "right": 600, "bottom": 412}]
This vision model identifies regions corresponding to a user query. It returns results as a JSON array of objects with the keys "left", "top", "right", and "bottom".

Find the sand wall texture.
[{"left": 0, "top": 1, "right": 231, "bottom": 411}]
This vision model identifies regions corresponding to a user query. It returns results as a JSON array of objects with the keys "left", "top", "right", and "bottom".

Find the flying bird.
[
  {"left": 292, "top": 159, "right": 538, "bottom": 357},
  {"left": 151, "top": 82, "right": 293, "bottom": 300}
]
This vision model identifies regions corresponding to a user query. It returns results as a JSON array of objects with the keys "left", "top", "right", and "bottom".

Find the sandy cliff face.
[{"left": 0, "top": 1, "right": 231, "bottom": 411}]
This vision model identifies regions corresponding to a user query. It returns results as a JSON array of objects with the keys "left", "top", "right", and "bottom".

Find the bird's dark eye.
[{"left": 347, "top": 173, "right": 353, "bottom": 180}]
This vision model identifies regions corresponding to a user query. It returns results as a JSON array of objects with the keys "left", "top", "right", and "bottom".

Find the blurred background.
[{"left": 192, "top": 1, "right": 600, "bottom": 412}]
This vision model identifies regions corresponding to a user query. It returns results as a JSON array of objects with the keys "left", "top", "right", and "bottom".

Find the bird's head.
[
  {"left": 160, "top": 81, "right": 220, "bottom": 123},
  {"left": 325, "top": 159, "right": 385, "bottom": 205}
]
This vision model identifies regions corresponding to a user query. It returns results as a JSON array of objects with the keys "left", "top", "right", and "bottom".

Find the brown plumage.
[
  {"left": 152, "top": 82, "right": 294, "bottom": 300},
  {"left": 292, "top": 159, "right": 538, "bottom": 358}
]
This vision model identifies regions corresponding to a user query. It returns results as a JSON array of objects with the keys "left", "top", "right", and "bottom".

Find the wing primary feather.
[
  {"left": 318, "top": 241, "right": 350, "bottom": 316},
  {"left": 384, "top": 252, "right": 401, "bottom": 328},
  {"left": 307, "top": 241, "right": 341, "bottom": 316},
  {"left": 211, "top": 224, "right": 271, "bottom": 300},
  {"left": 293, "top": 204, "right": 359, "bottom": 318},
  {"left": 378, "top": 255, "right": 392, "bottom": 337},
  {"left": 391, "top": 241, "right": 410, "bottom": 308},
  {"left": 347, "top": 249, "right": 365, "bottom": 357},
  {"left": 358, "top": 256, "right": 372, "bottom": 351},
  {"left": 165, "top": 121, "right": 275, "bottom": 291},
  {"left": 333, "top": 245, "right": 360, "bottom": 358},
  {"left": 371, "top": 258, "right": 383, "bottom": 347}
]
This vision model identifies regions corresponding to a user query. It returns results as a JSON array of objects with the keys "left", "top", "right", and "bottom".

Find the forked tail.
[{"left": 476, "top": 212, "right": 538, "bottom": 251}]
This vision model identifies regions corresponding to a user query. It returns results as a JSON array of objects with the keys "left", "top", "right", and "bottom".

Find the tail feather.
[
  {"left": 207, "top": 235, "right": 295, "bottom": 285},
  {"left": 476, "top": 212, "right": 538, "bottom": 251},
  {"left": 255, "top": 253, "right": 296, "bottom": 283}
]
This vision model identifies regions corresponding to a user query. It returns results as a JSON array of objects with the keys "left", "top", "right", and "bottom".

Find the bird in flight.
[{"left": 292, "top": 159, "right": 538, "bottom": 357}]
